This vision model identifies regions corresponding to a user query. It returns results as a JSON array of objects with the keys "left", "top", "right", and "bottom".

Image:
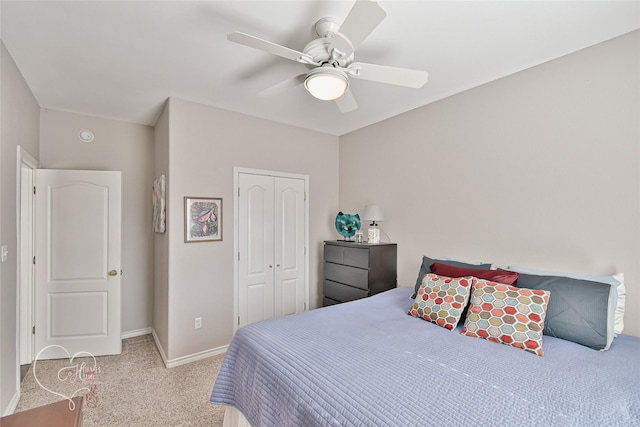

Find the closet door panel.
[
  {"left": 274, "top": 177, "right": 306, "bottom": 317},
  {"left": 238, "top": 174, "right": 275, "bottom": 327}
]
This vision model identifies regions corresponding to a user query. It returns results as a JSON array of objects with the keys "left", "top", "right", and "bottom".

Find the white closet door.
[
  {"left": 238, "top": 172, "right": 307, "bottom": 328},
  {"left": 274, "top": 177, "right": 306, "bottom": 317},
  {"left": 238, "top": 174, "right": 275, "bottom": 326}
]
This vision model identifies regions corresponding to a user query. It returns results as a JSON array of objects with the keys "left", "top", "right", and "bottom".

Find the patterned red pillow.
[
  {"left": 431, "top": 262, "right": 519, "bottom": 286},
  {"left": 461, "top": 280, "right": 550, "bottom": 356},
  {"left": 408, "top": 274, "right": 475, "bottom": 330}
]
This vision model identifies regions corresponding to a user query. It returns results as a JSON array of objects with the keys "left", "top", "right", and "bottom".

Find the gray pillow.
[
  {"left": 412, "top": 256, "right": 492, "bottom": 299},
  {"left": 517, "top": 273, "right": 615, "bottom": 351}
]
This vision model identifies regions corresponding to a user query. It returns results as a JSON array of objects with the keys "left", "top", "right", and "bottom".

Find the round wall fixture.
[{"left": 78, "top": 130, "right": 95, "bottom": 143}]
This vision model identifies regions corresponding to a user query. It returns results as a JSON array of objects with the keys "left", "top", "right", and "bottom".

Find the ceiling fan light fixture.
[{"left": 304, "top": 67, "right": 348, "bottom": 101}]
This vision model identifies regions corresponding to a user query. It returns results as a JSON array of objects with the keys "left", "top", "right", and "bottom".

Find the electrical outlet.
[{"left": 195, "top": 317, "right": 202, "bottom": 329}]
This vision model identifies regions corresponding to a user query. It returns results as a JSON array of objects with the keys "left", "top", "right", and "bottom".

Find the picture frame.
[
  {"left": 152, "top": 175, "right": 166, "bottom": 233},
  {"left": 184, "top": 197, "right": 222, "bottom": 242}
]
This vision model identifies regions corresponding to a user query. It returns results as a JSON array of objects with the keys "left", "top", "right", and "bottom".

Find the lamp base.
[{"left": 367, "top": 226, "right": 380, "bottom": 244}]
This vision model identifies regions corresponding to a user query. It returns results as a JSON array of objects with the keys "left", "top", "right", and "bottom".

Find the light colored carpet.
[{"left": 16, "top": 334, "right": 226, "bottom": 426}]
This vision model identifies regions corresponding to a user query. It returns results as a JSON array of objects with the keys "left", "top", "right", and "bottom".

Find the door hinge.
[
  {"left": 33, "top": 256, "right": 36, "bottom": 265},
  {"left": 238, "top": 187, "right": 240, "bottom": 197},
  {"left": 304, "top": 191, "right": 306, "bottom": 201},
  {"left": 33, "top": 186, "right": 36, "bottom": 195},
  {"left": 304, "top": 302, "right": 307, "bottom": 311},
  {"left": 238, "top": 252, "right": 240, "bottom": 261},
  {"left": 32, "top": 326, "right": 35, "bottom": 335},
  {"left": 238, "top": 316, "right": 240, "bottom": 326},
  {"left": 304, "top": 247, "right": 306, "bottom": 256}
]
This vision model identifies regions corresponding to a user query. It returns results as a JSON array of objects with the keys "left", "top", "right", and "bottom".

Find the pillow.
[
  {"left": 413, "top": 256, "right": 491, "bottom": 298},
  {"left": 430, "top": 263, "right": 520, "bottom": 324},
  {"left": 408, "top": 274, "right": 475, "bottom": 330},
  {"left": 516, "top": 272, "right": 615, "bottom": 351},
  {"left": 462, "top": 280, "right": 550, "bottom": 356},
  {"left": 431, "top": 262, "right": 519, "bottom": 286},
  {"left": 508, "top": 265, "right": 625, "bottom": 334}
]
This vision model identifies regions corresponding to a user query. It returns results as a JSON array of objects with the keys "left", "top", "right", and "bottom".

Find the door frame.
[
  {"left": 233, "top": 167, "right": 309, "bottom": 334},
  {"left": 17, "top": 146, "right": 38, "bottom": 366}
]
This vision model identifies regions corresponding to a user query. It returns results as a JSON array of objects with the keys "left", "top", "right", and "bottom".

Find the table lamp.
[{"left": 363, "top": 205, "right": 384, "bottom": 244}]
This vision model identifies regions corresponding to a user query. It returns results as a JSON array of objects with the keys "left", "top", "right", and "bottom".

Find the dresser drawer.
[
  {"left": 323, "top": 297, "right": 340, "bottom": 307},
  {"left": 324, "top": 280, "right": 369, "bottom": 303},
  {"left": 324, "top": 244, "right": 369, "bottom": 269},
  {"left": 324, "top": 244, "right": 344, "bottom": 264},
  {"left": 324, "top": 262, "right": 368, "bottom": 290}
]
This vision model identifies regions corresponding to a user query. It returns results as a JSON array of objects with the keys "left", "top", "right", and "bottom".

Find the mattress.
[{"left": 210, "top": 287, "right": 640, "bottom": 426}]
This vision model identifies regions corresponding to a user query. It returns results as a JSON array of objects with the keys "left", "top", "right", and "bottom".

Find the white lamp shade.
[
  {"left": 363, "top": 205, "right": 384, "bottom": 222},
  {"left": 304, "top": 68, "right": 348, "bottom": 101}
]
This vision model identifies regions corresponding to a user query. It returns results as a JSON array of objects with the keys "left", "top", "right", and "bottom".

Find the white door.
[
  {"left": 238, "top": 172, "right": 306, "bottom": 327},
  {"left": 273, "top": 177, "right": 306, "bottom": 317},
  {"left": 238, "top": 173, "right": 275, "bottom": 325},
  {"left": 35, "top": 170, "right": 122, "bottom": 359}
]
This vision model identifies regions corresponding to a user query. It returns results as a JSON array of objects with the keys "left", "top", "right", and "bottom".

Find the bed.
[{"left": 210, "top": 261, "right": 640, "bottom": 426}]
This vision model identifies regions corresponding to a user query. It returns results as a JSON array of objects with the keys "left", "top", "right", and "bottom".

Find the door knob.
[{"left": 108, "top": 270, "right": 118, "bottom": 276}]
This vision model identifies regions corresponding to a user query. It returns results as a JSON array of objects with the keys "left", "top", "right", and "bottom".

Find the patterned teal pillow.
[{"left": 408, "top": 274, "right": 475, "bottom": 330}]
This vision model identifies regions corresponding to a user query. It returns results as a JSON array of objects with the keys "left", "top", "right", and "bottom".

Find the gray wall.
[
  {"left": 39, "top": 109, "right": 155, "bottom": 335},
  {"left": 159, "top": 98, "right": 339, "bottom": 361},
  {"left": 153, "top": 101, "right": 170, "bottom": 355},
  {"left": 340, "top": 31, "right": 640, "bottom": 337},
  {"left": 0, "top": 42, "right": 40, "bottom": 414}
]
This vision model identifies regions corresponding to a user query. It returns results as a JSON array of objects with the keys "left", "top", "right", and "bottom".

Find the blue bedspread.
[{"left": 210, "top": 287, "right": 640, "bottom": 426}]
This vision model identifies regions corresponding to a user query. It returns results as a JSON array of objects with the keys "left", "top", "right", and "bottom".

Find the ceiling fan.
[{"left": 227, "top": 0, "right": 429, "bottom": 112}]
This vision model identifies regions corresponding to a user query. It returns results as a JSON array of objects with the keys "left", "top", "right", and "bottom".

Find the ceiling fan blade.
[
  {"left": 257, "top": 74, "right": 306, "bottom": 98},
  {"left": 335, "top": 88, "right": 358, "bottom": 113},
  {"left": 329, "top": 1, "right": 386, "bottom": 60},
  {"left": 347, "top": 62, "right": 428, "bottom": 88},
  {"left": 228, "top": 32, "right": 318, "bottom": 65}
]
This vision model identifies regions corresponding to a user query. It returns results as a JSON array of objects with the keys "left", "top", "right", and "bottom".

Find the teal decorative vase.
[{"left": 335, "top": 212, "right": 361, "bottom": 240}]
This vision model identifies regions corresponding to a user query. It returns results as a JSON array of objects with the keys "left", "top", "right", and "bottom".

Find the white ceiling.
[{"left": 2, "top": 1, "right": 638, "bottom": 136}]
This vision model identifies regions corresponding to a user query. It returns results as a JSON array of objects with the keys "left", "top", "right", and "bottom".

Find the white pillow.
[{"left": 507, "top": 265, "right": 625, "bottom": 335}]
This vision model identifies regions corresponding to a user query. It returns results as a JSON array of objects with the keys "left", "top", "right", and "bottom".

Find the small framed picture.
[{"left": 184, "top": 197, "right": 222, "bottom": 243}]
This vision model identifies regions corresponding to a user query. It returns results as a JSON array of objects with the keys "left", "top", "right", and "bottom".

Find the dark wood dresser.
[{"left": 323, "top": 240, "right": 397, "bottom": 306}]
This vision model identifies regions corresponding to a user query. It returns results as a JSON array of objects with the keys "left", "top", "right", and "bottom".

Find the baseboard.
[
  {"left": 3, "top": 389, "right": 20, "bottom": 416},
  {"left": 165, "top": 344, "right": 228, "bottom": 368},
  {"left": 150, "top": 328, "right": 227, "bottom": 368},
  {"left": 151, "top": 329, "right": 170, "bottom": 367},
  {"left": 121, "top": 327, "right": 153, "bottom": 339}
]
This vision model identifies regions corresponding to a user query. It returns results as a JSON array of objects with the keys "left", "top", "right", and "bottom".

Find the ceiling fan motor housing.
[{"left": 304, "top": 18, "right": 354, "bottom": 67}]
